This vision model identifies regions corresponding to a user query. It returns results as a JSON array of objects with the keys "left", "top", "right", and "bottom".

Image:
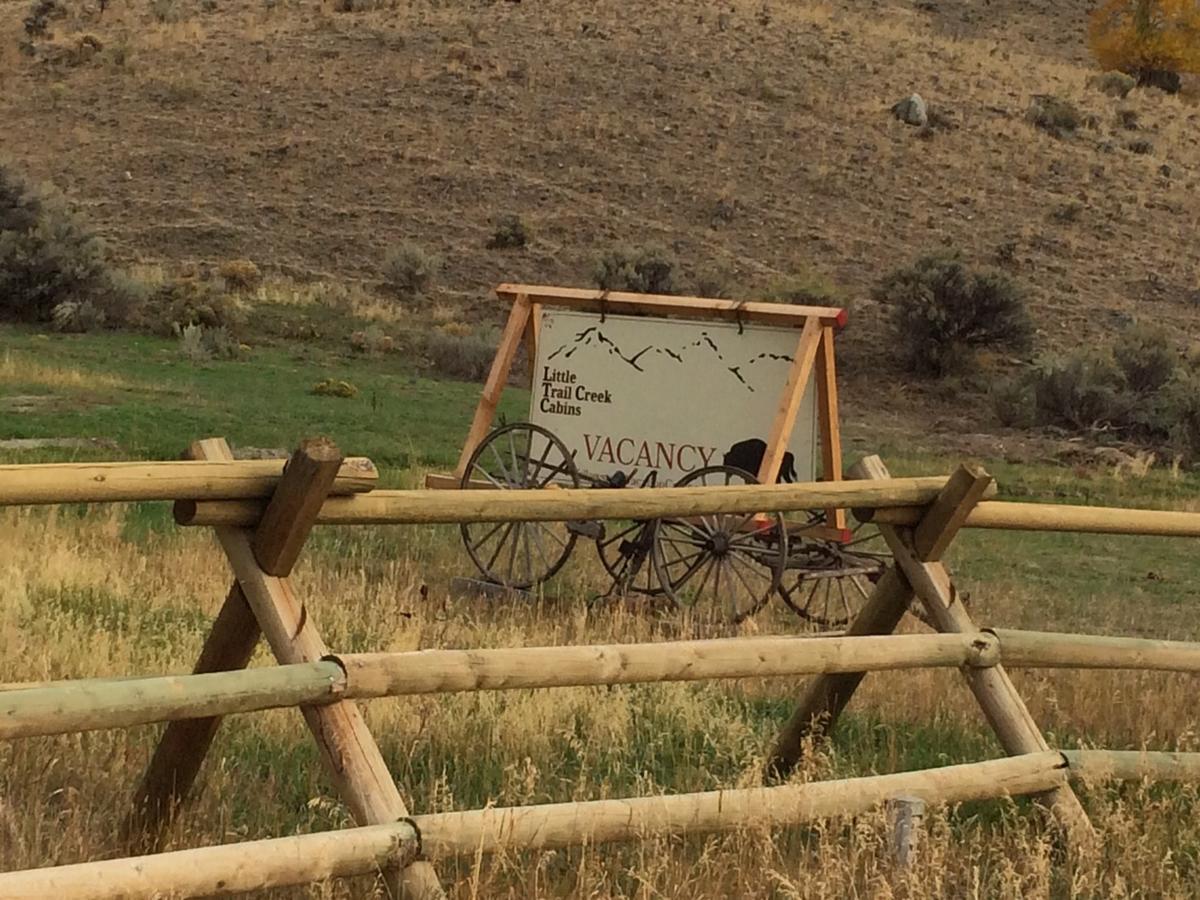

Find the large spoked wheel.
[
  {"left": 595, "top": 519, "right": 664, "bottom": 596},
  {"left": 652, "top": 466, "right": 787, "bottom": 625},
  {"left": 779, "top": 521, "right": 890, "bottom": 627},
  {"left": 459, "top": 423, "right": 579, "bottom": 590}
]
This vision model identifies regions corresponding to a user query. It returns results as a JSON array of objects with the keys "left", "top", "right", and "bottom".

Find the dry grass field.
[{"left": 3, "top": 487, "right": 1200, "bottom": 897}]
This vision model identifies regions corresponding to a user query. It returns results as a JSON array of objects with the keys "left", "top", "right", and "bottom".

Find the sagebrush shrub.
[
  {"left": 1026, "top": 95, "right": 1083, "bottom": 137},
  {"left": 1089, "top": 0, "right": 1200, "bottom": 92},
  {"left": 486, "top": 214, "right": 529, "bottom": 250},
  {"left": 1030, "top": 349, "right": 1131, "bottom": 431},
  {"left": 762, "top": 271, "right": 840, "bottom": 306},
  {"left": 594, "top": 246, "right": 676, "bottom": 295},
  {"left": 1114, "top": 323, "right": 1176, "bottom": 394},
  {"left": 384, "top": 242, "right": 439, "bottom": 299},
  {"left": 0, "top": 163, "right": 139, "bottom": 329},
  {"left": 994, "top": 326, "right": 1200, "bottom": 462},
  {"left": 423, "top": 328, "right": 495, "bottom": 382},
  {"left": 146, "top": 277, "right": 244, "bottom": 336},
  {"left": 217, "top": 258, "right": 261, "bottom": 292},
  {"left": 875, "top": 255, "right": 1033, "bottom": 376}
]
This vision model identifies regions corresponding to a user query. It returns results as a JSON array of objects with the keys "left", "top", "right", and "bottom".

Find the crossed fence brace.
[{"left": 91, "top": 439, "right": 1094, "bottom": 900}]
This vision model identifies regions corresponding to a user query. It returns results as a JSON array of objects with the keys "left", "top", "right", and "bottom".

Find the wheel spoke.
[
  {"left": 534, "top": 520, "right": 568, "bottom": 551},
  {"left": 472, "top": 461, "right": 508, "bottom": 491},
  {"left": 489, "top": 442, "right": 515, "bottom": 487},
  {"left": 468, "top": 520, "right": 507, "bottom": 552},
  {"left": 504, "top": 522, "right": 522, "bottom": 585},
  {"left": 485, "top": 522, "right": 515, "bottom": 572},
  {"left": 837, "top": 577, "right": 852, "bottom": 622}
]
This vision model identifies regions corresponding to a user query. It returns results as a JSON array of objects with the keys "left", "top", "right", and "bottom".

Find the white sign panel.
[{"left": 529, "top": 309, "right": 820, "bottom": 486}]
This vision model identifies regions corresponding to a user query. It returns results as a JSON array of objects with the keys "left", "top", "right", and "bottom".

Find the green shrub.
[
  {"left": 486, "top": 214, "right": 529, "bottom": 250},
  {"left": 383, "top": 242, "right": 439, "bottom": 299},
  {"left": 311, "top": 378, "right": 358, "bottom": 398},
  {"left": 23, "top": 0, "right": 66, "bottom": 39},
  {"left": 997, "top": 326, "right": 1200, "bottom": 463},
  {"left": 1160, "top": 371, "right": 1200, "bottom": 462},
  {"left": 1029, "top": 349, "right": 1131, "bottom": 431},
  {"left": 1026, "top": 95, "right": 1082, "bottom": 137},
  {"left": 694, "top": 269, "right": 731, "bottom": 299},
  {"left": 0, "top": 164, "right": 140, "bottom": 329},
  {"left": 50, "top": 299, "right": 106, "bottom": 333},
  {"left": 874, "top": 254, "right": 1033, "bottom": 377},
  {"left": 594, "top": 246, "right": 676, "bottom": 294},
  {"left": 762, "top": 271, "right": 840, "bottom": 306},
  {"left": 177, "top": 323, "right": 243, "bottom": 363},
  {"left": 1114, "top": 323, "right": 1176, "bottom": 394},
  {"left": 423, "top": 328, "right": 495, "bottom": 382},
  {"left": 145, "top": 277, "right": 244, "bottom": 337}
]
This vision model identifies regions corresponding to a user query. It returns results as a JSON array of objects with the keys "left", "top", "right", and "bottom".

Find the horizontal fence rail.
[
  {"left": 0, "top": 459, "right": 378, "bottom": 505},
  {"left": 173, "top": 475, "right": 991, "bottom": 527},
  {"left": 8, "top": 750, "right": 1200, "bottom": 900},
  {"left": 0, "top": 634, "right": 997, "bottom": 740},
  {"left": 7, "top": 629, "right": 1200, "bottom": 741},
  {"left": 0, "top": 753, "right": 1069, "bottom": 899},
  {"left": 863, "top": 500, "right": 1200, "bottom": 538}
]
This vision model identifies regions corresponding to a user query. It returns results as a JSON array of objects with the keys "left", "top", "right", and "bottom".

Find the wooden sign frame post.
[
  {"left": 430, "top": 284, "right": 850, "bottom": 537},
  {"left": 125, "top": 437, "right": 445, "bottom": 900}
]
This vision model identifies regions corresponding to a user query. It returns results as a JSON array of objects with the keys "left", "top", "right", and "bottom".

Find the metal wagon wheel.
[
  {"left": 652, "top": 465, "right": 787, "bottom": 625},
  {"left": 779, "top": 521, "right": 890, "bottom": 628},
  {"left": 459, "top": 422, "right": 580, "bottom": 590},
  {"left": 593, "top": 472, "right": 666, "bottom": 597},
  {"left": 595, "top": 518, "right": 664, "bottom": 596}
]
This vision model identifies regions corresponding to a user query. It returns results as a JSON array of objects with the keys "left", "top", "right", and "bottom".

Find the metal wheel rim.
[
  {"left": 459, "top": 423, "right": 579, "bottom": 589},
  {"left": 779, "top": 521, "right": 890, "bottom": 627},
  {"left": 652, "top": 465, "right": 786, "bottom": 625}
]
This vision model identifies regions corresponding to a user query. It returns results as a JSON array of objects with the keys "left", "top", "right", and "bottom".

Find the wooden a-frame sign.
[{"left": 427, "top": 284, "right": 851, "bottom": 537}]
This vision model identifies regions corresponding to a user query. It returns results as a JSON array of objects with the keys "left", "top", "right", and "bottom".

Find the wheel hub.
[{"left": 708, "top": 531, "right": 731, "bottom": 555}]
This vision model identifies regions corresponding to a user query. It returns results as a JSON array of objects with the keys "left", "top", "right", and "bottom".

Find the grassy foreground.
[
  {"left": 5, "top": 324, "right": 1200, "bottom": 895},
  {"left": 2, "top": 493, "right": 1200, "bottom": 896}
]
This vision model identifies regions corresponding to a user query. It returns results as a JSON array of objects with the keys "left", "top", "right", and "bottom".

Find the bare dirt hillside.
[{"left": 2, "top": 0, "right": 1199, "bottom": 450}]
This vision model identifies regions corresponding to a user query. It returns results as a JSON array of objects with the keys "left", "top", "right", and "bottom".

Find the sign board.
[{"left": 529, "top": 308, "right": 819, "bottom": 486}]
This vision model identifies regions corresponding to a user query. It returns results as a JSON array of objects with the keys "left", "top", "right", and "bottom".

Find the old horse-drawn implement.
[{"left": 427, "top": 285, "right": 888, "bottom": 625}]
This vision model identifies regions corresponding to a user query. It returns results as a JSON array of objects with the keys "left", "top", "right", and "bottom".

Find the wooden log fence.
[
  {"left": 6, "top": 441, "right": 1200, "bottom": 897},
  {"left": 8, "top": 749, "right": 1200, "bottom": 900},
  {"left": 861, "top": 500, "right": 1200, "bottom": 538},
  {"left": 9, "top": 629, "right": 1200, "bottom": 741},
  {"left": 173, "top": 475, "right": 996, "bottom": 527},
  {"left": 0, "top": 458, "right": 378, "bottom": 505}
]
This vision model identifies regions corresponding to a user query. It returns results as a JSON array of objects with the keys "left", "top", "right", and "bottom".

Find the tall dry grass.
[{"left": 1, "top": 504, "right": 1199, "bottom": 897}]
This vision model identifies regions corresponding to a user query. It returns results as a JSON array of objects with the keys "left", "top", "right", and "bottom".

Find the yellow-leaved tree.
[{"left": 1089, "top": 0, "right": 1200, "bottom": 91}]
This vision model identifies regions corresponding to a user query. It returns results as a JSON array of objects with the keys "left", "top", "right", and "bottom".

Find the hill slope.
[{"left": 2, "top": 0, "right": 1198, "bottom": 453}]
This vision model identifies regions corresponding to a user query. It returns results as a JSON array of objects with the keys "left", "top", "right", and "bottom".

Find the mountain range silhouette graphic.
[{"left": 544, "top": 326, "right": 794, "bottom": 392}]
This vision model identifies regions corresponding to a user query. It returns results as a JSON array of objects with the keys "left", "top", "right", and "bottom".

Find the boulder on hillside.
[{"left": 891, "top": 93, "right": 928, "bottom": 127}]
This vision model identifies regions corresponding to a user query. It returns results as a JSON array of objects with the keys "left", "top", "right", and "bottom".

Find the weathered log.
[
  {"left": 864, "top": 500, "right": 1200, "bottom": 538},
  {"left": 0, "top": 634, "right": 998, "bottom": 739},
  {"left": 0, "top": 820, "right": 420, "bottom": 899},
  {"left": 0, "top": 457, "right": 377, "bottom": 505},
  {"left": 0, "top": 662, "right": 343, "bottom": 739},
  {"left": 1064, "top": 750, "right": 1200, "bottom": 782},
  {"left": 335, "top": 632, "right": 997, "bottom": 698},
  {"left": 175, "top": 476, "right": 995, "bottom": 527},
  {"left": 0, "top": 753, "right": 1066, "bottom": 899},
  {"left": 993, "top": 629, "right": 1200, "bottom": 671}
]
